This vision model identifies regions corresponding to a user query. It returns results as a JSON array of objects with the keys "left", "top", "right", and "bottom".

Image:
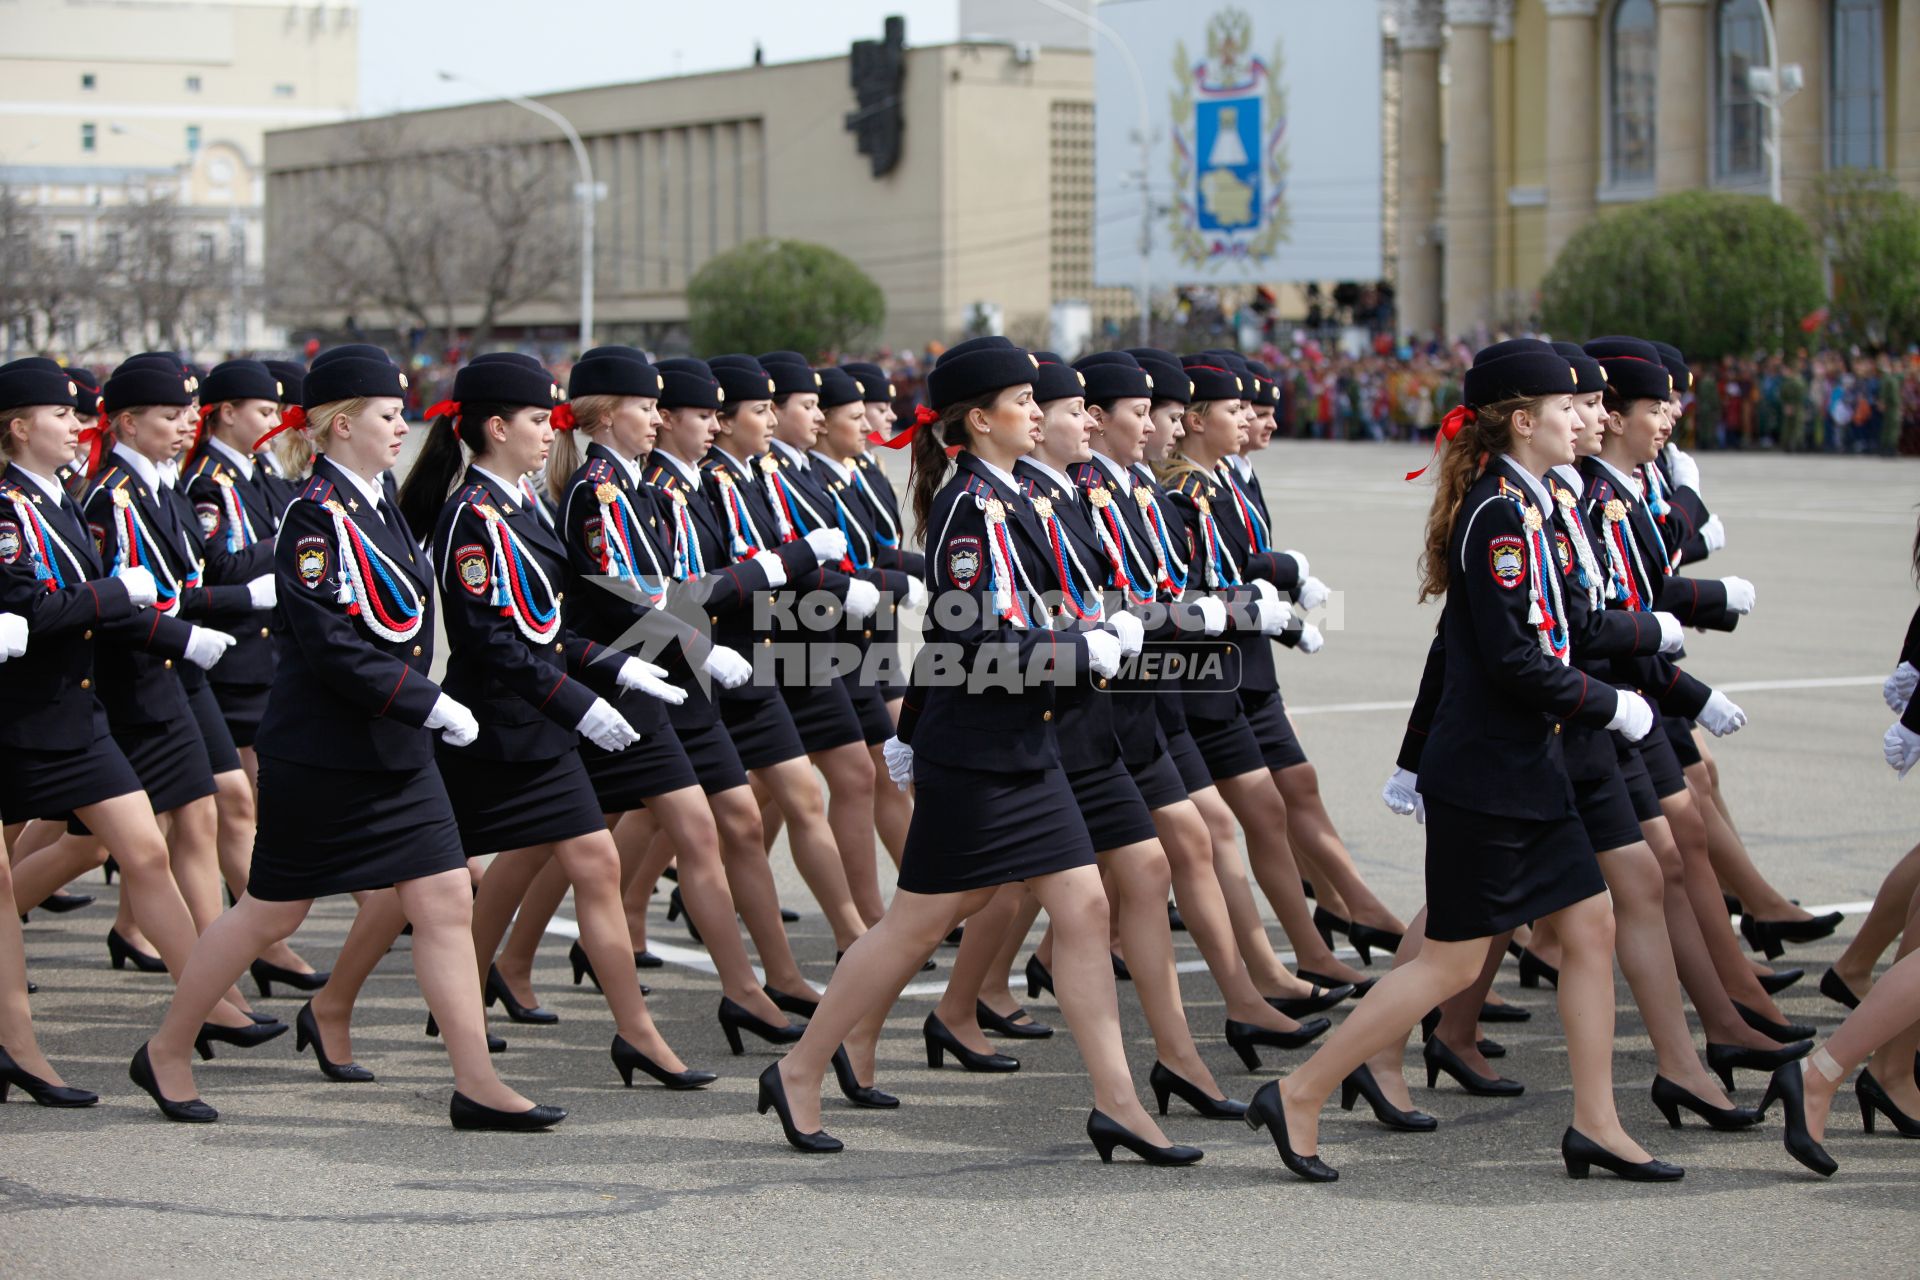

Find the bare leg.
[
  {"left": 978, "top": 885, "right": 1043, "bottom": 1020},
  {"left": 10, "top": 832, "right": 107, "bottom": 915},
  {"left": 710, "top": 786, "right": 819, "bottom": 1000},
  {"left": 1832, "top": 841, "right": 1920, "bottom": 995},
  {"left": 931, "top": 882, "right": 1030, "bottom": 1054},
  {"left": 870, "top": 741, "right": 911, "bottom": 870},
  {"left": 1103, "top": 839, "right": 1222, "bottom": 1095},
  {"left": 1663, "top": 788, "right": 1785, "bottom": 1020},
  {"left": 1686, "top": 768, "right": 1809, "bottom": 922},
  {"left": 616, "top": 810, "right": 666, "bottom": 946},
  {"left": 649, "top": 786, "right": 786, "bottom": 1020},
  {"left": 1801, "top": 884, "right": 1920, "bottom": 1140},
  {"left": 1190, "top": 785, "right": 1316, "bottom": 998},
  {"left": 1214, "top": 770, "right": 1367, "bottom": 985},
  {"left": 1643, "top": 815, "right": 1778, "bottom": 1050},
  {"left": 1430, "top": 931, "right": 1507, "bottom": 1075},
  {"left": 166, "top": 795, "right": 224, "bottom": 931},
  {"left": 754, "top": 756, "right": 867, "bottom": 951},
  {"left": 306, "top": 887, "right": 410, "bottom": 1064},
  {"left": 1359, "top": 908, "right": 1431, "bottom": 1111},
  {"left": 396, "top": 869, "right": 536, "bottom": 1111},
  {"left": 1553, "top": 892, "right": 1652, "bottom": 1161},
  {"left": 1275, "top": 763, "right": 1405, "bottom": 933},
  {"left": 208, "top": 767, "right": 310, "bottom": 975},
  {"left": 814, "top": 742, "right": 882, "bottom": 926},
  {"left": 0, "top": 836, "right": 64, "bottom": 1084},
  {"left": 493, "top": 854, "right": 572, "bottom": 1005}
]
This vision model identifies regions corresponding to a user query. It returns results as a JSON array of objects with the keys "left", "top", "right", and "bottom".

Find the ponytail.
[
  {"left": 1415, "top": 395, "right": 1530, "bottom": 603},
  {"left": 278, "top": 397, "right": 361, "bottom": 480},
  {"left": 908, "top": 390, "right": 997, "bottom": 542},
  {"left": 546, "top": 427, "right": 585, "bottom": 507},
  {"left": 396, "top": 410, "right": 468, "bottom": 542}
]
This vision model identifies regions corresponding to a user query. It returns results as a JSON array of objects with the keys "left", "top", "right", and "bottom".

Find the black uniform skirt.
[
  {"left": 209, "top": 681, "right": 269, "bottom": 748},
  {"left": 436, "top": 748, "right": 606, "bottom": 856},
  {"left": 718, "top": 690, "right": 808, "bottom": 770},
  {"left": 898, "top": 758, "right": 1097, "bottom": 894},
  {"left": 1636, "top": 721, "right": 1689, "bottom": 800},
  {"left": 580, "top": 723, "right": 700, "bottom": 812},
  {"left": 1186, "top": 711, "right": 1267, "bottom": 782},
  {"left": 1066, "top": 757, "right": 1160, "bottom": 851},
  {"left": 247, "top": 754, "right": 468, "bottom": 901},
  {"left": 1618, "top": 747, "right": 1663, "bottom": 823},
  {"left": 1131, "top": 744, "right": 1189, "bottom": 811},
  {"left": 1165, "top": 727, "right": 1215, "bottom": 795},
  {"left": 1573, "top": 764, "right": 1644, "bottom": 854},
  {"left": 118, "top": 715, "right": 217, "bottom": 816},
  {"left": 844, "top": 676, "right": 896, "bottom": 746},
  {"left": 780, "top": 677, "right": 865, "bottom": 753},
  {"left": 186, "top": 679, "right": 243, "bottom": 775},
  {"left": 1242, "top": 688, "right": 1309, "bottom": 771},
  {"left": 1664, "top": 714, "right": 1703, "bottom": 767},
  {"left": 1422, "top": 795, "right": 1606, "bottom": 942},
  {"left": 674, "top": 715, "right": 751, "bottom": 794},
  {"left": 0, "top": 709, "right": 142, "bottom": 821}
]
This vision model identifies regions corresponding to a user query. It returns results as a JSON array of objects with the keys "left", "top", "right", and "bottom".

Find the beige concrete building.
[
  {"left": 263, "top": 39, "right": 1117, "bottom": 354},
  {"left": 0, "top": 0, "right": 358, "bottom": 358},
  {"left": 1387, "top": 0, "right": 1916, "bottom": 341}
]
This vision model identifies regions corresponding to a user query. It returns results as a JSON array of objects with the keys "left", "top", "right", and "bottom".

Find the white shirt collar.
[
  {"left": 207, "top": 435, "right": 255, "bottom": 480},
  {"left": 160, "top": 459, "right": 179, "bottom": 489},
  {"left": 111, "top": 442, "right": 161, "bottom": 493},
  {"left": 471, "top": 464, "right": 526, "bottom": 506},
  {"left": 808, "top": 450, "right": 852, "bottom": 483},
  {"left": 1021, "top": 456, "right": 1076, "bottom": 497},
  {"left": 323, "top": 455, "right": 387, "bottom": 512},
  {"left": 652, "top": 447, "right": 702, "bottom": 490},
  {"left": 769, "top": 437, "right": 809, "bottom": 469},
  {"left": 1498, "top": 455, "right": 1554, "bottom": 513},
  {"left": 12, "top": 463, "right": 67, "bottom": 505},
  {"left": 974, "top": 455, "right": 1021, "bottom": 494},
  {"left": 1550, "top": 463, "right": 1584, "bottom": 499},
  {"left": 1592, "top": 455, "right": 1642, "bottom": 500},
  {"left": 1090, "top": 451, "right": 1132, "bottom": 494},
  {"left": 1231, "top": 454, "right": 1254, "bottom": 481}
]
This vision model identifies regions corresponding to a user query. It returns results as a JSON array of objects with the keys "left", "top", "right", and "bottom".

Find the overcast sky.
[{"left": 357, "top": 1, "right": 961, "bottom": 115}]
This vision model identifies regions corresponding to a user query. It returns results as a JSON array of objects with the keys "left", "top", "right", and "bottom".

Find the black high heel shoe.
[
  {"left": 1479, "top": 999, "right": 1532, "bottom": 1024},
  {"left": 1149, "top": 1060, "right": 1246, "bottom": 1119},
  {"left": 634, "top": 949, "right": 664, "bottom": 969},
  {"left": 757, "top": 1061, "right": 842, "bottom": 1152},
  {"left": 1295, "top": 968, "right": 1374, "bottom": 998},
  {"left": 1756, "top": 967, "right": 1804, "bottom": 996},
  {"left": 568, "top": 940, "right": 647, "bottom": 996},
  {"left": 1423, "top": 1035, "right": 1523, "bottom": 1096},
  {"left": 923, "top": 1011, "right": 1019, "bottom": 1072},
  {"left": 38, "top": 891, "right": 94, "bottom": 914},
  {"left": 193, "top": 1017, "right": 289, "bottom": 1061},
  {"left": 1111, "top": 952, "right": 1131, "bottom": 981},
  {"left": 0, "top": 1046, "right": 97, "bottom": 1107},
  {"left": 1166, "top": 900, "right": 1186, "bottom": 933},
  {"left": 1024, "top": 954, "right": 1054, "bottom": 1000},
  {"left": 1757, "top": 1064, "right": 1837, "bottom": 1176},
  {"left": 1224, "top": 1016, "right": 1330, "bottom": 1070},
  {"left": 1651, "top": 1075, "right": 1760, "bottom": 1130},
  {"left": 1418, "top": 1009, "right": 1503, "bottom": 1059},
  {"left": 1706, "top": 1039, "right": 1812, "bottom": 1092},
  {"left": 485, "top": 965, "right": 558, "bottom": 1025},
  {"left": 1267, "top": 983, "right": 1353, "bottom": 1019},
  {"left": 830, "top": 1045, "right": 899, "bottom": 1109},
  {"left": 248, "top": 958, "right": 329, "bottom": 999},
  {"left": 719, "top": 997, "right": 803, "bottom": 1055},
  {"left": 1733, "top": 1001, "right": 1815, "bottom": 1044},
  {"left": 1312, "top": 905, "right": 1350, "bottom": 948},
  {"left": 449, "top": 1091, "right": 565, "bottom": 1132},
  {"left": 101, "top": 856, "right": 117, "bottom": 884},
  {"left": 613, "top": 1034, "right": 716, "bottom": 1089},
  {"left": 1245, "top": 1080, "right": 1337, "bottom": 1182},
  {"left": 764, "top": 985, "right": 819, "bottom": 1019},
  {"left": 128, "top": 1043, "right": 216, "bottom": 1123},
  {"left": 781, "top": 906, "right": 801, "bottom": 923},
  {"left": 1739, "top": 911, "right": 1844, "bottom": 960},
  {"left": 425, "top": 1014, "right": 507, "bottom": 1054},
  {"left": 1856, "top": 1069, "right": 1920, "bottom": 1137},
  {"left": 1818, "top": 967, "right": 1862, "bottom": 1011},
  {"left": 1560, "top": 1127, "right": 1683, "bottom": 1181},
  {"left": 665, "top": 886, "right": 703, "bottom": 944},
  {"left": 1515, "top": 947, "right": 1558, "bottom": 989},
  {"left": 1087, "top": 1108, "right": 1203, "bottom": 1166},
  {"left": 106, "top": 929, "right": 167, "bottom": 974},
  {"left": 1340, "top": 1064, "right": 1437, "bottom": 1132},
  {"left": 1347, "top": 923, "right": 1403, "bottom": 967},
  {"left": 294, "top": 1002, "right": 374, "bottom": 1083},
  {"left": 975, "top": 1000, "right": 1054, "bottom": 1039}
]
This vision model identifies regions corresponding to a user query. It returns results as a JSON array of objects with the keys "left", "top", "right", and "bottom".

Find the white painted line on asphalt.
[{"left": 1288, "top": 674, "right": 1884, "bottom": 717}]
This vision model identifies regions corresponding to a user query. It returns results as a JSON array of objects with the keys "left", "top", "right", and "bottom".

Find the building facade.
[{"left": 1388, "top": 0, "right": 1916, "bottom": 341}]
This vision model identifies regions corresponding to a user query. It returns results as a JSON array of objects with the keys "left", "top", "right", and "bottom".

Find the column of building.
[
  {"left": 1396, "top": 0, "right": 1444, "bottom": 340},
  {"left": 1654, "top": 0, "right": 1709, "bottom": 193},
  {"left": 1543, "top": 1, "right": 1599, "bottom": 263},
  {"left": 1442, "top": 0, "right": 1498, "bottom": 339}
]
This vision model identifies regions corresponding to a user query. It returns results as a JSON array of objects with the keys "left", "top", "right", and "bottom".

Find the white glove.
[
  {"left": 1251, "top": 577, "right": 1280, "bottom": 608},
  {"left": 1296, "top": 622, "right": 1324, "bottom": 654},
  {"left": 750, "top": 549, "right": 789, "bottom": 590},
  {"left": 577, "top": 697, "right": 641, "bottom": 752},
  {"left": 1297, "top": 575, "right": 1330, "bottom": 612},
  {"left": 246, "top": 575, "right": 277, "bottom": 610},
  {"left": 1281, "top": 549, "right": 1310, "bottom": 581},
  {"left": 1700, "top": 514, "right": 1726, "bottom": 553},
  {"left": 803, "top": 528, "right": 849, "bottom": 565},
  {"left": 1193, "top": 595, "right": 1227, "bottom": 636},
  {"left": 703, "top": 644, "right": 754, "bottom": 690},
  {"left": 1254, "top": 597, "right": 1292, "bottom": 637},
  {"left": 1883, "top": 661, "right": 1918, "bottom": 713},
  {"left": 183, "top": 626, "right": 237, "bottom": 670},
  {"left": 120, "top": 565, "right": 158, "bottom": 608},
  {"left": 1697, "top": 689, "right": 1747, "bottom": 737},
  {"left": 1720, "top": 576, "right": 1756, "bottom": 615},
  {"left": 1885, "top": 722, "right": 1920, "bottom": 778},
  {"left": 1381, "top": 768, "right": 1419, "bottom": 817},
  {"left": 1669, "top": 448, "right": 1701, "bottom": 491},
  {"left": 843, "top": 577, "right": 881, "bottom": 622},
  {"left": 0, "top": 612, "right": 26, "bottom": 660},
  {"left": 1654, "top": 611, "right": 1684, "bottom": 655},
  {"left": 882, "top": 735, "right": 913, "bottom": 791},
  {"left": 616, "top": 656, "right": 687, "bottom": 704},
  {"left": 1607, "top": 690, "right": 1655, "bottom": 742},
  {"left": 1085, "top": 627, "right": 1122, "bottom": 678},
  {"left": 425, "top": 693, "right": 479, "bottom": 747},
  {"left": 905, "top": 577, "right": 927, "bottom": 611},
  {"left": 1108, "top": 610, "right": 1144, "bottom": 658}
]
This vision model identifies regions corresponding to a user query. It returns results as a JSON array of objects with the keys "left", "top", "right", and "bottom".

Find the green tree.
[
  {"left": 1539, "top": 191, "right": 1823, "bottom": 359},
  {"left": 1809, "top": 170, "right": 1920, "bottom": 347},
  {"left": 686, "top": 238, "right": 884, "bottom": 357}
]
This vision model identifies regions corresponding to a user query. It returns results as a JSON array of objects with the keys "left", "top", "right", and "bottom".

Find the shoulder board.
[
  {"left": 959, "top": 475, "right": 991, "bottom": 498},
  {"left": 298, "top": 476, "right": 334, "bottom": 502},
  {"left": 584, "top": 458, "right": 614, "bottom": 483},
  {"left": 647, "top": 465, "right": 677, "bottom": 489},
  {"left": 0, "top": 485, "right": 29, "bottom": 507},
  {"left": 1496, "top": 477, "right": 1526, "bottom": 502},
  {"left": 456, "top": 483, "right": 494, "bottom": 510}
]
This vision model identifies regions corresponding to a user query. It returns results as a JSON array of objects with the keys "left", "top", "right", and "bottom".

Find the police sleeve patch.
[
  {"left": 0, "top": 520, "right": 20, "bottom": 564},
  {"left": 1554, "top": 532, "right": 1572, "bottom": 573},
  {"left": 944, "top": 534, "right": 982, "bottom": 591},
  {"left": 294, "top": 535, "right": 329, "bottom": 589},
  {"left": 195, "top": 502, "right": 221, "bottom": 536},
  {"left": 583, "top": 518, "right": 604, "bottom": 561},
  {"left": 1488, "top": 535, "right": 1525, "bottom": 590},
  {"left": 454, "top": 543, "right": 490, "bottom": 597},
  {"left": 89, "top": 523, "right": 107, "bottom": 555}
]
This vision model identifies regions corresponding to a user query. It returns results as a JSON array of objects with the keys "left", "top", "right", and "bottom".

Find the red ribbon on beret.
[
  {"left": 252, "top": 404, "right": 305, "bottom": 452},
  {"left": 550, "top": 401, "right": 576, "bottom": 431},
  {"left": 868, "top": 402, "right": 937, "bottom": 450},
  {"left": 1406, "top": 403, "right": 1474, "bottom": 482},
  {"left": 421, "top": 399, "right": 460, "bottom": 422},
  {"left": 77, "top": 412, "right": 109, "bottom": 476}
]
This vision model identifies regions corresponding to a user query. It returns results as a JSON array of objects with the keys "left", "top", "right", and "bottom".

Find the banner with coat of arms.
[{"left": 1168, "top": 9, "right": 1289, "bottom": 267}]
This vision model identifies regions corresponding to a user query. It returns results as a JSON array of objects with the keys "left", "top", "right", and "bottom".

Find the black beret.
[
  {"left": 103, "top": 357, "right": 195, "bottom": 413},
  {"left": 308, "top": 343, "right": 391, "bottom": 371},
  {"left": 1582, "top": 336, "right": 1660, "bottom": 362},
  {"left": 841, "top": 362, "right": 894, "bottom": 402},
  {"left": 469, "top": 352, "right": 546, "bottom": 373},
  {"left": 1550, "top": 342, "right": 1608, "bottom": 395},
  {"left": 1075, "top": 351, "right": 1152, "bottom": 402},
  {"left": 568, "top": 353, "right": 663, "bottom": 400},
  {"left": 1029, "top": 350, "right": 1085, "bottom": 404},
  {"left": 1127, "top": 348, "right": 1192, "bottom": 403},
  {"left": 68, "top": 365, "right": 101, "bottom": 416},
  {"left": 200, "top": 358, "right": 282, "bottom": 406},
  {"left": 0, "top": 358, "right": 84, "bottom": 415},
  {"left": 263, "top": 360, "right": 305, "bottom": 406},
  {"left": 1461, "top": 347, "right": 1578, "bottom": 407},
  {"left": 304, "top": 355, "right": 407, "bottom": 409},
  {"left": 118, "top": 351, "right": 196, "bottom": 397},
  {"left": 1244, "top": 358, "right": 1281, "bottom": 408},
  {"left": 1180, "top": 354, "right": 1243, "bottom": 402},
  {"left": 451, "top": 358, "right": 563, "bottom": 409},
  {"left": 925, "top": 342, "right": 1039, "bottom": 412},
  {"left": 580, "top": 344, "right": 647, "bottom": 362},
  {"left": 757, "top": 350, "right": 821, "bottom": 397},
  {"left": 1204, "top": 351, "right": 1257, "bottom": 396},
  {"left": 816, "top": 366, "right": 865, "bottom": 409},
  {"left": 1582, "top": 337, "right": 1671, "bottom": 402},
  {"left": 655, "top": 357, "right": 724, "bottom": 411},
  {"left": 706, "top": 355, "right": 777, "bottom": 405},
  {"left": 1474, "top": 338, "right": 1555, "bottom": 362},
  {"left": 1649, "top": 341, "right": 1691, "bottom": 394}
]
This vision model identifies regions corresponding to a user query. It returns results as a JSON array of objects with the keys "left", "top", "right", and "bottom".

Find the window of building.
[
  {"left": 186, "top": 125, "right": 201, "bottom": 152},
  {"left": 1715, "top": 0, "right": 1766, "bottom": 181},
  {"left": 274, "top": 83, "right": 295, "bottom": 98},
  {"left": 103, "top": 231, "right": 121, "bottom": 264},
  {"left": 80, "top": 72, "right": 95, "bottom": 91},
  {"left": 80, "top": 122, "right": 97, "bottom": 152},
  {"left": 57, "top": 232, "right": 77, "bottom": 264},
  {"left": 197, "top": 233, "right": 216, "bottom": 265},
  {"left": 185, "top": 75, "right": 201, "bottom": 92},
  {"left": 1607, "top": 0, "right": 1657, "bottom": 186},
  {"left": 1831, "top": 0, "right": 1883, "bottom": 169}
]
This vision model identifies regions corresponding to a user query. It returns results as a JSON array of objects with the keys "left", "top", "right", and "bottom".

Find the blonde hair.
[
  {"left": 278, "top": 396, "right": 367, "bottom": 479},
  {"left": 544, "top": 393, "right": 622, "bottom": 504}
]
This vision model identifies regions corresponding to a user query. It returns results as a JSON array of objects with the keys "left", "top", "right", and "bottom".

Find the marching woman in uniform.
[
  {"left": 757, "top": 338, "right": 1200, "bottom": 1164},
  {"left": 132, "top": 348, "right": 562, "bottom": 1128},
  {"left": 396, "top": 358, "right": 713, "bottom": 1089},
  {"left": 1246, "top": 344, "right": 1673, "bottom": 1183}
]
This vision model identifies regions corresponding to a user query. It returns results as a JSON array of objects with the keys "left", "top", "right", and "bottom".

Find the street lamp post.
[
  {"left": 437, "top": 71, "right": 600, "bottom": 351},
  {"left": 1744, "top": 4, "right": 1803, "bottom": 206}
]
